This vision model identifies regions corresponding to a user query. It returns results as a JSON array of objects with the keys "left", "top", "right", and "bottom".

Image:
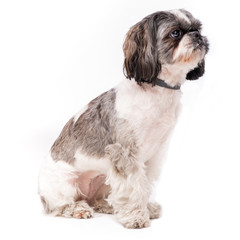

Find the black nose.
[
  {"left": 190, "top": 31, "right": 201, "bottom": 40},
  {"left": 194, "top": 31, "right": 200, "bottom": 38}
]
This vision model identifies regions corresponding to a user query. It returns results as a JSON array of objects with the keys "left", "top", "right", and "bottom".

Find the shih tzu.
[{"left": 38, "top": 9, "right": 209, "bottom": 228}]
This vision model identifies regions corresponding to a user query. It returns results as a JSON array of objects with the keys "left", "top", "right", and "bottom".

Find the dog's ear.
[
  {"left": 123, "top": 14, "right": 161, "bottom": 85},
  {"left": 186, "top": 60, "right": 205, "bottom": 80}
]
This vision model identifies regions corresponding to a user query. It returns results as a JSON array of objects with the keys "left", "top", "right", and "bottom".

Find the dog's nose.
[{"left": 190, "top": 31, "right": 201, "bottom": 40}]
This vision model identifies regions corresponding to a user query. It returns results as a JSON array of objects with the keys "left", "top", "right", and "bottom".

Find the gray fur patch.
[
  {"left": 51, "top": 89, "right": 117, "bottom": 163},
  {"left": 51, "top": 117, "right": 76, "bottom": 163}
]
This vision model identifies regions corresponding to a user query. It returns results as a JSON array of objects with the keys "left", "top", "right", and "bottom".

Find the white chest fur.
[{"left": 115, "top": 79, "right": 182, "bottom": 162}]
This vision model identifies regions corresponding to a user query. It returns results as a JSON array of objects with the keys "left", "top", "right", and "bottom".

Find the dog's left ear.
[
  {"left": 186, "top": 60, "right": 205, "bottom": 80},
  {"left": 123, "top": 13, "right": 161, "bottom": 85}
]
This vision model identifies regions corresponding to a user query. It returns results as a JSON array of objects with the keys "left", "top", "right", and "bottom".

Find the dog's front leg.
[{"left": 105, "top": 143, "right": 151, "bottom": 228}]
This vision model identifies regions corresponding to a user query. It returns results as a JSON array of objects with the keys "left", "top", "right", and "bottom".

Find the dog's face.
[{"left": 123, "top": 9, "right": 209, "bottom": 84}]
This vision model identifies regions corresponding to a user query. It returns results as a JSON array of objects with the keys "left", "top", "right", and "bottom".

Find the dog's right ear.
[{"left": 123, "top": 14, "right": 161, "bottom": 85}]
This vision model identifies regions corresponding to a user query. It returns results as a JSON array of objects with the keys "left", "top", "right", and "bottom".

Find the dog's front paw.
[
  {"left": 123, "top": 217, "right": 150, "bottom": 229},
  {"left": 148, "top": 202, "right": 162, "bottom": 219},
  {"left": 117, "top": 208, "right": 150, "bottom": 229}
]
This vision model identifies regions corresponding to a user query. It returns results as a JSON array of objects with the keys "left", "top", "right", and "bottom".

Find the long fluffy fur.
[{"left": 38, "top": 9, "right": 209, "bottom": 229}]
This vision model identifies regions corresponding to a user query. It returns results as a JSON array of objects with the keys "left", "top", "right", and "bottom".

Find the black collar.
[{"left": 155, "top": 78, "right": 181, "bottom": 90}]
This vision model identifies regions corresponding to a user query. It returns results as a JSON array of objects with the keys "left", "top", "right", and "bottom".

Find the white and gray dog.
[{"left": 38, "top": 9, "right": 209, "bottom": 228}]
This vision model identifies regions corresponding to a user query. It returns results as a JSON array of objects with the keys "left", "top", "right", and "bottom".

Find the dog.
[{"left": 38, "top": 9, "right": 209, "bottom": 228}]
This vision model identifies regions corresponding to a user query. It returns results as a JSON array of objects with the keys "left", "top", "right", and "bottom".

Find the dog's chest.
[
  {"left": 115, "top": 80, "right": 181, "bottom": 161},
  {"left": 135, "top": 99, "right": 180, "bottom": 160}
]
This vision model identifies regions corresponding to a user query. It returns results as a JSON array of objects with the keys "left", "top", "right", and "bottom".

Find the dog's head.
[{"left": 123, "top": 9, "right": 209, "bottom": 85}]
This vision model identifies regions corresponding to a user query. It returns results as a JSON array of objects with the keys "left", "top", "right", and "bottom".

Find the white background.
[{"left": 0, "top": 0, "right": 239, "bottom": 239}]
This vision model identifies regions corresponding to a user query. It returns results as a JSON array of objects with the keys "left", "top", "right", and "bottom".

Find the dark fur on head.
[
  {"left": 123, "top": 12, "right": 162, "bottom": 85},
  {"left": 123, "top": 10, "right": 209, "bottom": 85}
]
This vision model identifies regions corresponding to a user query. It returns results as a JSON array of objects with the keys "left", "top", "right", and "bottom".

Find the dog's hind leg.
[{"left": 39, "top": 155, "right": 106, "bottom": 219}]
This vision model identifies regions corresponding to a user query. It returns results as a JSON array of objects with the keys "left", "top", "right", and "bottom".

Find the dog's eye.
[{"left": 170, "top": 29, "right": 182, "bottom": 39}]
